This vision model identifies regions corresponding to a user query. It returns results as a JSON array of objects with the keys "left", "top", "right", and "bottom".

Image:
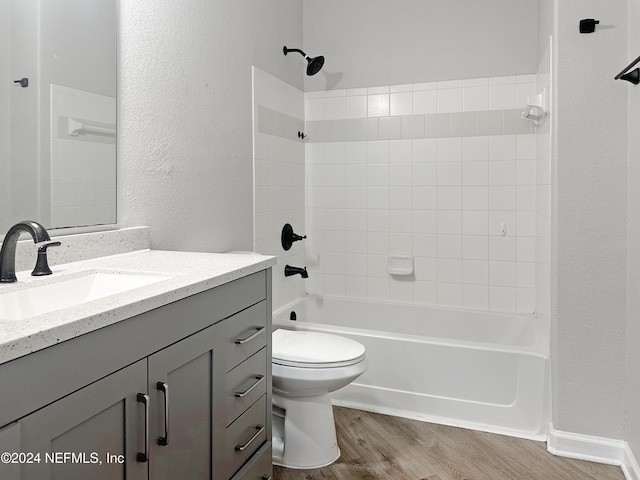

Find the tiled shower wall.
[
  {"left": 252, "top": 67, "right": 306, "bottom": 311},
  {"left": 50, "top": 84, "right": 116, "bottom": 227},
  {"left": 303, "top": 75, "right": 540, "bottom": 313}
]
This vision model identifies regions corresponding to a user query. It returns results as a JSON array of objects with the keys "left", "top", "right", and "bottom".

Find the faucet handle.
[{"left": 32, "top": 241, "right": 61, "bottom": 276}]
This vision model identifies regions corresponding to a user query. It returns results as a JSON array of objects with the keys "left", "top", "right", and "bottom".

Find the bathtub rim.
[{"left": 272, "top": 294, "right": 549, "bottom": 359}]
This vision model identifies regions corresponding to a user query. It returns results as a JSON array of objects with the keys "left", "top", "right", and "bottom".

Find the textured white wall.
[
  {"left": 118, "top": 1, "right": 302, "bottom": 252},
  {"left": 302, "top": 0, "right": 538, "bottom": 91},
  {"left": 552, "top": 1, "right": 627, "bottom": 439},
  {"left": 627, "top": 0, "right": 640, "bottom": 461}
]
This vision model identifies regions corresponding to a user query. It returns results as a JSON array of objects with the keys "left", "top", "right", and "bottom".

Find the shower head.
[{"left": 283, "top": 46, "right": 325, "bottom": 76}]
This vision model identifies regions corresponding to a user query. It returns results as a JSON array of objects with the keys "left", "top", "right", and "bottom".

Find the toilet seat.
[{"left": 272, "top": 329, "right": 366, "bottom": 368}]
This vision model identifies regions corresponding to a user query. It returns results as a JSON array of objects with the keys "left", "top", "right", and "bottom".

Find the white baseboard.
[
  {"left": 623, "top": 443, "right": 640, "bottom": 480},
  {"left": 547, "top": 424, "right": 640, "bottom": 480}
]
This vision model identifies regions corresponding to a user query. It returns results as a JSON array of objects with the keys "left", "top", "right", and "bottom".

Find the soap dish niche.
[{"left": 388, "top": 255, "right": 414, "bottom": 276}]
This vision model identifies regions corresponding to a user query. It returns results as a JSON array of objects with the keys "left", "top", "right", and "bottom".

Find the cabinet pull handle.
[
  {"left": 235, "top": 326, "right": 265, "bottom": 345},
  {"left": 157, "top": 382, "right": 170, "bottom": 446},
  {"left": 234, "top": 425, "right": 265, "bottom": 451},
  {"left": 235, "top": 375, "right": 265, "bottom": 398},
  {"left": 136, "top": 393, "right": 150, "bottom": 462}
]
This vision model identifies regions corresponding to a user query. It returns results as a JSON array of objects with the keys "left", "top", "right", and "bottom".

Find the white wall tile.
[
  {"left": 413, "top": 139, "right": 437, "bottom": 162},
  {"left": 345, "top": 141, "right": 367, "bottom": 163},
  {"left": 368, "top": 94, "right": 390, "bottom": 117},
  {"left": 463, "top": 235, "right": 489, "bottom": 260},
  {"left": 413, "top": 234, "right": 437, "bottom": 257},
  {"left": 414, "top": 90, "right": 438, "bottom": 114},
  {"left": 463, "top": 285, "right": 489, "bottom": 310},
  {"left": 462, "top": 186, "right": 488, "bottom": 210},
  {"left": 438, "top": 283, "right": 463, "bottom": 307},
  {"left": 345, "top": 96, "right": 367, "bottom": 118},
  {"left": 463, "top": 163, "right": 489, "bottom": 186},
  {"left": 390, "top": 187, "right": 413, "bottom": 209},
  {"left": 390, "top": 92, "right": 413, "bottom": 116},
  {"left": 437, "top": 138, "right": 463, "bottom": 162},
  {"left": 367, "top": 141, "right": 389, "bottom": 164},
  {"left": 437, "top": 211, "right": 462, "bottom": 234},
  {"left": 462, "top": 210, "right": 489, "bottom": 235},
  {"left": 437, "top": 234, "right": 462, "bottom": 258},
  {"left": 390, "top": 139, "right": 413, "bottom": 163},
  {"left": 463, "top": 85, "right": 489, "bottom": 112},
  {"left": 324, "top": 96, "right": 345, "bottom": 120},
  {"left": 489, "top": 161, "right": 516, "bottom": 185},
  {"left": 413, "top": 187, "right": 437, "bottom": 210},
  {"left": 413, "top": 163, "right": 437, "bottom": 186},
  {"left": 437, "top": 186, "right": 462, "bottom": 210},
  {"left": 390, "top": 164, "right": 413, "bottom": 186},
  {"left": 489, "top": 236, "right": 516, "bottom": 261},
  {"left": 489, "top": 83, "right": 516, "bottom": 110},
  {"left": 413, "top": 210, "right": 437, "bottom": 234},
  {"left": 436, "top": 163, "right": 462, "bottom": 185},
  {"left": 415, "top": 257, "right": 438, "bottom": 281},
  {"left": 389, "top": 278, "right": 414, "bottom": 303},
  {"left": 462, "top": 136, "right": 489, "bottom": 161},
  {"left": 438, "top": 88, "right": 463, "bottom": 113},
  {"left": 490, "top": 286, "right": 517, "bottom": 312},
  {"left": 414, "top": 281, "right": 438, "bottom": 304}
]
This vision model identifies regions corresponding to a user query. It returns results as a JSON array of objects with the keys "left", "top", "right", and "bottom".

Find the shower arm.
[{"left": 283, "top": 47, "right": 307, "bottom": 58}]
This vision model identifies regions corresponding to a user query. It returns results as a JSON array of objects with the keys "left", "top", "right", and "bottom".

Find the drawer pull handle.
[
  {"left": 235, "top": 375, "right": 265, "bottom": 398},
  {"left": 235, "top": 425, "right": 265, "bottom": 451},
  {"left": 136, "top": 393, "right": 150, "bottom": 462},
  {"left": 235, "top": 326, "right": 265, "bottom": 345},
  {"left": 157, "top": 382, "right": 170, "bottom": 446}
]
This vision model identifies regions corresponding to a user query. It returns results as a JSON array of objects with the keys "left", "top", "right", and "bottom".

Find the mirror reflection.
[{"left": 1, "top": 0, "right": 117, "bottom": 234}]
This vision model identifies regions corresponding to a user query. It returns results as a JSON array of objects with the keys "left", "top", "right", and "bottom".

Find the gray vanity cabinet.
[
  {"left": 147, "top": 322, "right": 220, "bottom": 480},
  {"left": 0, "top": 269, "right": 273, "bottom": 480},
  {"left": 18, "top": 360, "right": 148, "bottom": 480}
]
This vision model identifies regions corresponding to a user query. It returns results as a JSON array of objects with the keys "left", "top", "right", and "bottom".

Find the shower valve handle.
[{"left": 281, "top": 223, "right": 306, "bottom": 250}]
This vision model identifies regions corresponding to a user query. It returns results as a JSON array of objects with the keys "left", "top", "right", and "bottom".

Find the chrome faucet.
[{"left": 0, "top": 221, "right": 61, "bottom": 283}]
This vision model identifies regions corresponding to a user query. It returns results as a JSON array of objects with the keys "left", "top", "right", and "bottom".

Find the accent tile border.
[
  {"left": 305, "top": 109, "right": 534, "bottom": 143},
  {"left": 255, "top": 105, "right": 305, "bottom": 141}
]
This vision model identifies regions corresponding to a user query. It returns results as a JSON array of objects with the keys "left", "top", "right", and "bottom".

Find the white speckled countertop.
[{"left": 0, "top": 249, "right": 276, "bottom": 365}]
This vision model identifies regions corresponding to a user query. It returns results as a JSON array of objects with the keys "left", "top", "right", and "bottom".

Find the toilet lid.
[{"left": 272, "top": 329, "right": 366, "bottom": 368}]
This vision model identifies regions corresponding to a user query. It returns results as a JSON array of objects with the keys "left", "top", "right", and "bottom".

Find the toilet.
[{"left": 271, "top": 328, "right": 368, "bottom": 469}]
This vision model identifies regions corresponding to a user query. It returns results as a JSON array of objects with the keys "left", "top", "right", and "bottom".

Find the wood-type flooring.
[{"left": 272, "top": 407, "right": 625, "bottom": 480}]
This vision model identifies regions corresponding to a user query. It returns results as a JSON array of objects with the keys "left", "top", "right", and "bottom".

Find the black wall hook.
[
  {"left": 13, "top": 78, "right": 28, "bottom": 88},
  {"left": 615, "top": 54, "right": 640, "bottom": 85},
  {"left": 579, "top": 18, "right": 599, "bottom": 34},
  {"left": 620, "top": 69, "right": 640, "bottom": 85}
]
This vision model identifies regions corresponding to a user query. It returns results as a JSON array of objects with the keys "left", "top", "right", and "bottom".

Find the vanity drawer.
[
  {"left": 226, "top": 301, "right": 267, "bottom": 370},
  {"left": 231, "top": 443, "right": 272, "bottom": 480},
  {"left": 225, "top": 395, "right": 268, "bottom": 478},
  {"left": 224, "top": 348, "right": 268, "bottom": 426}
]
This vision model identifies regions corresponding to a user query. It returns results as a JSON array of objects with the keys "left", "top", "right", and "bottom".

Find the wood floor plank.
[{"left": 272, "top": 407, "right": 626, "bottom": 480}]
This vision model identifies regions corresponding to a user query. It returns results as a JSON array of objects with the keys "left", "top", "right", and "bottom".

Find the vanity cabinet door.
[
  {"left": 18, "top": 360, "right": 148, "bottom": 480},
  {"left": 147, "top": 323, "right": 222, "bottom": 480}
]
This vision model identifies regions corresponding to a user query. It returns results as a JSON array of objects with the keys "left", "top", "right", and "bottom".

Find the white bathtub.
[{"left": 273, "top": 295, "right": 550, "bottom": 440}]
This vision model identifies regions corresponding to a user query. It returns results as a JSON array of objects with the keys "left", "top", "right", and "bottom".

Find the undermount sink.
[{"left": 0, "top": 270, "right": 173, "bottom": 321}]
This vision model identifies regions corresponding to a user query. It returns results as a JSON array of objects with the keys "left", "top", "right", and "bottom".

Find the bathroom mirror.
[{"left": 0, "top": 0, "right": 117, "bottom": 235}]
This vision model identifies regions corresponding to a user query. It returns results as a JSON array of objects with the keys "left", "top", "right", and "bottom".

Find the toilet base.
[{"left": 272, "top": 391, "right": 340, "bottom": 469}]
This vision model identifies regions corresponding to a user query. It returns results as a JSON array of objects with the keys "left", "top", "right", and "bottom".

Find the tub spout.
[{"left": 284, "top": 265, "right": 308, "bottom": 278}]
